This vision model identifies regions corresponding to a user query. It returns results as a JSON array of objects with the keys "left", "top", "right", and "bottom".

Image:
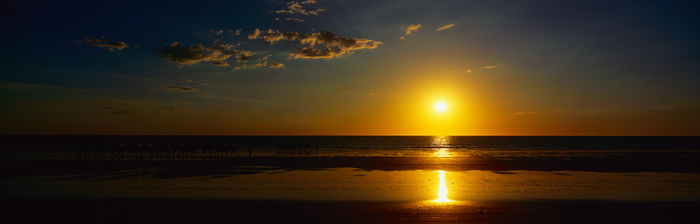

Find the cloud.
[
  {"left": 290, "top": 31, "right": 382, "bottom": 59},
  {"left": 247, "top": 29, "right": 381, "bottom": 59},
  {"left": 483, "top": 65, "right": 498, "bottom": 69},
  {"left": 248, "top": 29, "right": 262, "bottom": 39},
  {"left": 185, "top": 80, "right": 211, "bottom": 85},
  {"left": 233, "top": 62, "right": 266, "bottom": 70},
  {"left": 75, "top": 37, "right": 129, "bottom": 51},
  {"left": 239, "top": 51, "right": 252, "bottom": 61},
  {"left": 233, "top": 61, "right": 285, "bottom": 70},
  {"left": 436, "top": 24, "right": 454, "bottom": 31},
  {"left": 268, "top": 62, "right": 285, "bottom": 68},
  {"left": 154, "top": 42, "right": 249, "bottom": 66},
  {"left": 210, "top": 29, "right": 223, "bottom": 35},
  {"left": 248, "top": 29, "right": 300, "bottom": 45},
  {"left": 286, "top": 17, "right": 305, "bottom": 22},
  {"left": 271, "top": 0, "right": 325, "bottom": 16},
  {"left": 211, "top": 61, "right": 229, "bottom": 66},
  {"left": 154, "top": 43, "right": 209, "bottom": 64},
  {"left": 161, "top": 86, "right": 199, "bottom": 92},
  {"left": 405, "top": 24, "right": 422, "bottom": 35},
  {"left": 307, "top": 8, "right": 326, "bottom": 15}
]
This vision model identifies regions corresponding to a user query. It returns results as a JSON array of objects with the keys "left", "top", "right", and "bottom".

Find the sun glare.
[{"left": 435, "top": 101, "right": 448, "bottom": 112}]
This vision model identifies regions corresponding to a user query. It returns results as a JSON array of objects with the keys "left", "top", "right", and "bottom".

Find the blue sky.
[{"left": 1, "top": 0, "right": 699, "bottom": 135}]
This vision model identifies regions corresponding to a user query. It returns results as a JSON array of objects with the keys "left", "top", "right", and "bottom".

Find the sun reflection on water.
[
  {"left": 434, "top": 148, "right": 450, "bottom": 157},
  {"left": 431, "top": 136, "right": 450, "bottom": 147},
  {"left": 434, "top": 170, "right": 453, "bottom": 203},
  {"left": 432, "top": 136, "right": 452, "bottom": 158},
  {"left": 435, "top": 170, "right": 449, "bottom": 202}
]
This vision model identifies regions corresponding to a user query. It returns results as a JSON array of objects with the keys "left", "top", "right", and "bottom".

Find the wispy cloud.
[
  {"left": 271, "top": 0, "right": 325, "bottom": 16},
  {"left": 233, "top": 61, "right": 285, "bottom": 70},
  {"left": 286, "top": 17, "right": 305, "bottom": 22},
  {"left": 483, "top": 65, "right": 498, "bottom": 69},
  {"left": 75, "top": 37, "right": 129, "bottom": 51},
  {"left": 233, "top": 62, "right": 266, "bottom": 70},
  {"left": 405, "top": 24, "right": 422, "bottom": 35},
  {"left": 436, "top": 24, "right": 454, "bottom": 31},
  {"left": 161, "top": 86, "right": 199, "bottom": 92},
  {"left": 154, "top": 42, "right": 249, "bottom": 66},
  {"left": 185, "top": 80, "right": 210, "bottom": 86},
  {"left": 209, "top": 29, "right": 224, "bottom": 35},
  {"left": 268, "top": 62, "right": 285, "bottom": 68}
]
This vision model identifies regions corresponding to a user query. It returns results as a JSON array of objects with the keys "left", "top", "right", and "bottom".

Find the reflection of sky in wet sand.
[{"left": 4, "top": 168, "right": 700, "bottom": 202}]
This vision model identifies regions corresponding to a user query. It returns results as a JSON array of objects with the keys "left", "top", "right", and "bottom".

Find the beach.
[
  {"left": 4, "top": 0, "right": 700, "bottom": 222},
  {"left": 2, "top": 136, "right": 700, "bottom": 223},
  {"left": 3, "top": 155, "right": 700, "bottom": 223}
]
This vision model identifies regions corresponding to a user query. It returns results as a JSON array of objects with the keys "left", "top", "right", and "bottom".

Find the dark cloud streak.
[
  {"left": 154, "top": 43, "right": 249, "bottom": 66},
  {"left": 75, "top": 38, "right": 129, "bottom": 51},
  {"left": 161, "top": 86, "right": 199, "bottom": 92}
]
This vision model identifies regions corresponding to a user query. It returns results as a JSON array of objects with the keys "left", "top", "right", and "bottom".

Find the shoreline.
[{"left": 3, "top": 152, "right": 700, "bottom": 179}]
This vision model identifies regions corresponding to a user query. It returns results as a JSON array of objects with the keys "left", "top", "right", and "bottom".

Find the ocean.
[{"left": 2, "top": 135, "right": 699, "bottom": 159}]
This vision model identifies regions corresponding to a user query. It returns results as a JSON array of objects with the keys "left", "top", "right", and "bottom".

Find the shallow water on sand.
[{"left": 4, "top": 167, "right": 700, "bottom": 203}]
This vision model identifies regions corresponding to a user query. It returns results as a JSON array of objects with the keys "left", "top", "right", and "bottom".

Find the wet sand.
[
  {"left": 2, "top": 154, "right": 700, "bottom": 223},
  {"left": 2, "top": 150, "right": 700, "bottom": 179}
]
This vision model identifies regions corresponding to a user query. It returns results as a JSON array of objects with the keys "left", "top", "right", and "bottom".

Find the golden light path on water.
[
  {"left": 435, "top": 170, "right": 450, "bottom": 202},
  {"left": 429, "top": 136, "right": 457, "bottom": 204}
]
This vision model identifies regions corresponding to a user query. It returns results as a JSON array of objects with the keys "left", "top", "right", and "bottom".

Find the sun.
[{"left": 435, "top": 101, "right": 448, "bottom": 112}]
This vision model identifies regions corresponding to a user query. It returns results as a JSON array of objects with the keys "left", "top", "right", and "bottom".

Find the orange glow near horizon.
[{"left": 395, "top": 83, "right": 476, "bottom": 136}]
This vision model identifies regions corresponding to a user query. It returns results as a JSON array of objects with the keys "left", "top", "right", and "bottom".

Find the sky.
[{"left": 1, "top": 0, "right": 699, "bottom": 136}]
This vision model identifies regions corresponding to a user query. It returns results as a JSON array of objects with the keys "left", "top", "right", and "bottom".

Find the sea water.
[{"left": 2, "top": 135, "right": 699, "bottom": 159}]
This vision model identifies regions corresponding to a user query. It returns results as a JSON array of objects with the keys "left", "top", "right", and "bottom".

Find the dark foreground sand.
[{"left": 4, "top": 198, "right": 700, "bottom": 223}]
